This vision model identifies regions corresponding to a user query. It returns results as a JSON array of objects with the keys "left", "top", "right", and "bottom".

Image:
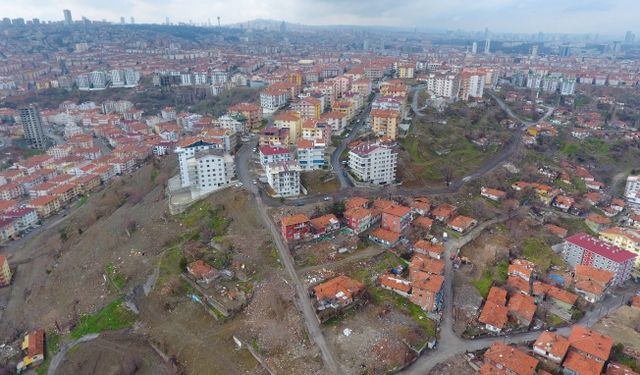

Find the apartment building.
[
  {"left": 291, "top": 97, "right": 322, "bottom": 120},
  {"left": 260, "top": 87, "right": 290, "bottom": 115},
  {"left": 0, "top": 255, "right": 11, "bottom": 286},
  {"left": 599, "top": 227, "right": 640, "bottom": 271},
  {"left": 425, "top": 73, "right": 460, "bottom": 99},
  {"left": 259, "top": 145, "right": 292, "bottom": 167},
  {"left": 459, "top": 69, "right": 486, "bottom": 101},
  {"left": 296, "top": 139, "right": 325, "bottom": 171},
  {"left": 348, "top": 142, "right": 397, "bottom": 184},
  {"left": 273, "top": 111, "right": 302, "bottom": 143},
  {"left": 265, "top": 160, "right": 302, "bottom": 197},
  {"left": 561, "top": 233, "right": 636, "bottom": 285},
  {"left": 227, "top": 102, "right": 262, "bottom": 130},
  {"left": 175, "top": 137, "right": 235, "bottom": 193},
  {"left": 624, "top": 175, "right": 640, "bottom": 213},
  {"left": 371, "top": 109, "right": 400, "bottom": 140}
]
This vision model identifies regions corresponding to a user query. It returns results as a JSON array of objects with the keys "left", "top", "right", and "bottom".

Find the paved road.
[
  {"left": 329, "top": 93, "right": 377, "bottom": 189},
  {"left": 399, "top": 214, "right": 638, "bottom": 375},
  {"left": 410, "top": 84, "right": 428, "bottom": 116},
  {"left": 235, "top": 142, "right": 342, "bottom": 375}
]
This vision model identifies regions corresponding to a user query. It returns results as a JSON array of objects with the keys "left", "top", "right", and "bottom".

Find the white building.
[
  {"left": 459, "top": 72, "right": 485, "bottom": 101},
  {"left": 265, "top": 160, "right": 302, "bottom": 197},
  {"left": 193, "top": 72, "right": 209, "bottom": 85},
  {"left": 260, "top": 88, "right": 290, "bottom": 115},
  {"left": 348, "top": 142, "right": 397, "bottom": 184},
  {"left": 214, "top": 114, "right": 246, "bottom": 133},
  {"left": 175, "top": 138, "right": 235, "bottom": 194},
  {"left": 625, "top": 175, "right": 640, "bottom": 213},
  {"left": 259, "top": 145, "right": 292, "bottom": 167},
  {"left": 560, "top": 78, "right": 576, "bottom": 96},
  {"left": 425, "top": 73, "right": 460, "bottom": 99},
  {"left": 296, "top": 139, "right": 325, "bottom": 171},
  {"left": 180, "top": 73, "right": 193, "bottom": 86},
  {"left": 89, "top": 71, "right": 108, "bottom": 89}
]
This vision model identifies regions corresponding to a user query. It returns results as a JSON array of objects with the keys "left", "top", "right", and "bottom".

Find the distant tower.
[
  {"left": 63, "top": 9, "right": 72, "bottom": 26},
  {"left": 624, "top": 31, "right": 635, "bottom": 45},
  {"left": 531, "top": 44, "right": 539, "bottom": 58},
  {"left": 471, "top": 41, "right": 478, "bottom": 54},
  {"left": 130, "top": 17, "right": 135, "bottom": 24},
  {"left": 280, "top": 21, "right": 286, "bottom": 33},
  {"left": 120, "top": 16, "right": 125, "bottom": 24},
  {"left": 217, "top": 16, "right": 220, "bottom": 27},
  {"left": 20, "top": 105, "right": 47, "bottom": 150},
  {"left": 165, "top": 16, "right": 170, "bottom": 25},
  {"left": 484, "top": 38, "right": 491, "bottom": 54}
]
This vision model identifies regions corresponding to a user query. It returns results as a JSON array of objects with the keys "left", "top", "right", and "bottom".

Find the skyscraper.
[
  {"left": 120, "top": 17, "right": 125, "bottom": 24},
  {"left": 63, "top": 9, "right": 72, "bottom": 26},
  {"left": 624, "top": 31, "right": 635, "bottom": 44},
  {"left": 531, "top": 44, "right": 539, "bottom": 58},
  {"left": 471, "top": 42, "right": 478, "bottom": 54},
  {"left": 130, "top": 17, "right": 135, "bottom": 24},
  {"left": 484, "top": 38, "right": 491, "bottom": 54},
  {"left": 20, "top": 105, "right": 47, "bottom": 150}
]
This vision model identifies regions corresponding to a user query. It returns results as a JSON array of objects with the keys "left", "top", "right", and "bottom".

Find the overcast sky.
[{"left": 3, "top": 0, "right": 637, "bottom": 36}]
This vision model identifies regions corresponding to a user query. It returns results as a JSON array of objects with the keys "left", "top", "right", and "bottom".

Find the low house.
[
  {"left": 573, "top": 264, "right": 613, "bottom": 303},
  {"left": 413, "top": 240, "right": 444, "bottom": 259},
  {"left": 553, "top": 195, "right": 575, "bottom": 212},
  {"left": 447, "top": 215, "right": 477, "bottom": 233},
  {"left": 413, "top": 216, "right": 433, "bottom": 231},
  {"left": 507, "top": 293, "right": 537, "bottom": 327},
  {"left": 533, "top": 331, "right": 570, "bottom": 364},
  {"left": 344, "top": 207, "right": 373, "bottom": 234},
  {"left": 16, "top": 330, "right": 45, "bottom": 373},
  {"left": 478, "top": 287, "right": 509, "bottom": 333},
  {"left": 507, "top": 275, "right": 531, "bottom": 295},
  {"left": 381, "top": 204, "right": 413, "bottom": 233},
  {"left": 187, "top": 260, "right": 218, "bottom": 284},
  {"left": 280, "top": 214, "right": 310, "bottom": 242},
  {"left": 567, "top": 325, "right": 613, "bottom": 363},
  {"left": 368, "top": 228, "right": 400, "bottom": 247},
  {"left": 586, "top": 214, "right": 611, "bottom": 232},
  {"left": 410, "top": 197, "right": 431, "bottom": 215},
  {"left": 409, "top": 254, "right": 445, "bottom": 277},
  {"left": 309, "top": 214, "right": 340, "bottom": 236},
  {"left": 545, "top": 224, "right": 568, "bottom": 238},
  {"left": 410, "top": 273, "right": 444, "bottom": 312},
  {"left": 312, "top": 276, "right": 364, "bottom": 310},
  {"left": 482, "top": 342, "right": 539, "bottom": 375},
  {"left": 546, "top": 286, "right": 578, "bottom": 313},
  {"left": 345, "top": 196, "right": 369, "bottom": 210},
  {"left": 563, "top": 350, "right": 604, "bottom": 375},
  {"left": 431, "top": 203, "right": 456, "bottom": 223},
  {"left": 378, "top": 274, "right": 411, "bottom": 298},
  {"left": 508, "top": 259, "right": 536, "bottom": 281},
  {"left": 481, "top": 187, "right": 507, "bottom": 201}
]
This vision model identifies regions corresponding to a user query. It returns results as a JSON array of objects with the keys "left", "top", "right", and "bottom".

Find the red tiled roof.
[{"left": 566, "top": 233, "right": 637, "bottom": 263}]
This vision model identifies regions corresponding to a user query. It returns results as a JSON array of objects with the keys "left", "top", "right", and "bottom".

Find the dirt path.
[
  {"left": 48, "top": 333, "right": 99, "bottom": 375},
  {"left": 297, "top": 246, "right": 385, "bottom": 275}
]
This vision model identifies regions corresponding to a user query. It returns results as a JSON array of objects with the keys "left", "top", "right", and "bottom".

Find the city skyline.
[{"left": 2, "top": 0, "right": 639, "bottom": 36}]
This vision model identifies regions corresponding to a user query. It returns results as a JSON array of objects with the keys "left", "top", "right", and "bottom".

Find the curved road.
[{"left": 235, "top": 91, "right": 556, "bottom": 374}]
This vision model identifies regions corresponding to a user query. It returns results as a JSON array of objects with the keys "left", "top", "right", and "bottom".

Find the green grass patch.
[
  {"left": 546, "top": 313, "right": 566, "bottom": 326},
  {"left": 158, "top": 246, "right": 185, "bottom": 285},
  {"left": 522, "top": 237, "right": 565, "bottom": 272},
  {"left": 104, "top": 262, "right": 126, "bottom": 291},
  {"left": 70, "top": 298, "right": 136, "bottom": 339},
  {"left": 473, "top": 260, "right": 508, "bottom": 298}
]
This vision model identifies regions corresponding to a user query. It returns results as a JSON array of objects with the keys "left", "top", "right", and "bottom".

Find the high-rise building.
[
  {"left": 624, "top": 31, "right": 635, "bottom": 44},
  {"left": 531, "top": 44, "right": 539, "bottom": 58},
  {"left": 484, "top": 38, "right": 491, "bottom": 54},
  {"left": 559, "top": 45, "right": 571, "bottom": 57},
  {"left": 120, "top": 17, "right": 125, "bottom": 24},
  {"left": 130, "top": 17, "right": 135, "bottom": 24},
  {"left": 19, "top": 105, "right": 47, "bottom": 149},
  {"left": 471, "top": 42, "right": 478, "bottom": 54},
  {"left": 624, "top": 175, "right": 640, "bottom": 213},
  {"left": 63, "top": 9, "right": 72, "bottom": 26}
]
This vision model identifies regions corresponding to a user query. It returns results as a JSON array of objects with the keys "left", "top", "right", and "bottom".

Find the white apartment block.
[
  {"left": 625, "top": 175, "right": 640, "bottom": 213},
  {"left": 459, "top": 73, "right": 485, "bottom": 101},
  {"left": 425, "top": 73, "right": 460, "bottom": 99},
  {"left": 214, "top": 114, "right": 246, "bottom": 133},
  {"left": 348, "top": 143, "right": 397, "bottom": 185},
  {"left": 560, "top": 78, "right": 576, "bottom": 96},
  {"left": 296, "top": 139, "right": 326, "bottom": 171},
  {"left": 176, "top": 139, "right": 235, "bottom": 193},
  {"left": 265, "top": 161, "right": 302, "bottom": 197},
  {"left": 260, "top": 89, "right": 290, "bottom": 115}
]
